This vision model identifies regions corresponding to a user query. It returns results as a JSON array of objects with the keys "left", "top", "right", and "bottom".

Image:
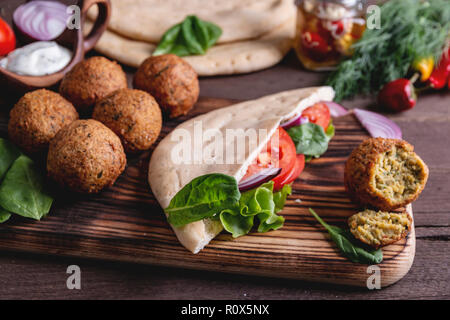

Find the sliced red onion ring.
[
  {"left": 238, "top": 168, "right": 281, "bottom": 192},
  {"left": 322, "top": 101, "right": 349, "bottom": 117},
  {"left": 353, "top": 108, "right": 402, "bottom": 140},
  {"left": 281, "top": 115, "right": 309, "bottom": 129},
  {"left": 13, "top": 1, "right": 71, "bottom": 41}
]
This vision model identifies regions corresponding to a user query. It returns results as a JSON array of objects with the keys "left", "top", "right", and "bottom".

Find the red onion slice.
[
  {"left": 238, "top": 168, "right": 281, "bottom": 192},
  {"left": 322, "top": 101, "right": 349, "bottom": 117},
  {"left": 353, "top": 108, "right": 402, "bottom": 140},
  {"left": 13, "top": 1, "right": 70, "bottom": 41},
  {"left": 281, "top": 115, "right": 309, "bottom": 129}
]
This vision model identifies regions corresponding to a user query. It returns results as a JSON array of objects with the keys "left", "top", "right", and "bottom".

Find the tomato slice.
[
  {"left": 301, "top": 102, "right": 331, "bottom": 131},
  {"left": 282, "top": 154, "right": 306, "bottom": 187},
  {"left": 242, "top": 127, "right": 297, "bottom": 190}
]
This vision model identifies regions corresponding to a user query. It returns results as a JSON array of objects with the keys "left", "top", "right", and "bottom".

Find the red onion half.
[
  {"left": 353, "top": 108, "right": 402, "bottom": 140},
  {"left": 281, "top": 115, "right": 309, "bottom": 130},
  {"left": 238, "top": 168, "right": 281, "bottom": 192},
  {"left": 13, "top": 1, "right": 71, "bottom": 41}
]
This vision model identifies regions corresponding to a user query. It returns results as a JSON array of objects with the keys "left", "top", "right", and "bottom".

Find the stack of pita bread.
[{"left": 87, "top": 0, "right": 296, "bottom": 76}]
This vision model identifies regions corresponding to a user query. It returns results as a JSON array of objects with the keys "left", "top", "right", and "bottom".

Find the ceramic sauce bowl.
[{"left": 0, "top": 0, "right": 111, "bottom": 93}]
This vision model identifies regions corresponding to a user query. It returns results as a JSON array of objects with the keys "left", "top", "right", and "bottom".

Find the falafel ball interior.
[
  {"left": 371, "top": 145, "right": 428, "bottom": 206},
  {"left": 348, "top": 209, "right": 412, "bottom": 248}
]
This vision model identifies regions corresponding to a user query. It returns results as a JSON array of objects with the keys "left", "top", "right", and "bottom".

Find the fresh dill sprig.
[{"left": 326, "top": 0, "right": 450, "bottom": 101}]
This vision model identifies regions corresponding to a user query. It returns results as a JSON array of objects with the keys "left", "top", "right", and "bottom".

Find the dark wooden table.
[
  {"left": 0, "top": 0, "right": 449, "bottom": 297},
  {"left": 0, "top": 51, "right": 449, "bottom": 300}
]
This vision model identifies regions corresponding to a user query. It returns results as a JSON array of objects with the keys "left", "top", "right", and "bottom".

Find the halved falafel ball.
[
  {"left": 47, "top": 119, "right": 126, "bottom": 194},
  {"left": 133, "top": 54, "right": 199, "bottom": 118},
  {"left": 8, "top": 89, "right": 79, "bottom": 154},
  {"left": 59, "top": 56, "right": 128, "bottom": 113},
  {"left": 92, "top": 89, "right": 162, "bottom": 153},
  {"left": 344, "top": 138, "right": 428, "bottom": 211},
  {"left": 348, "top": 209, "right": 412, "bottom": 248}
]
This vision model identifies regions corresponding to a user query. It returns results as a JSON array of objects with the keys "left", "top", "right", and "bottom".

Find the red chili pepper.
[
  {"left": 301, "top": 31, "right": 331, "bottom": 60},
  {"left": 321, "top": 20, "right": 347, "bottom": 39},
  {"left": 428, "top": 48, "right": 450, "bottom": 90},
  {"left": 378, "top": 78, "right": 417, "bottom": 112}
]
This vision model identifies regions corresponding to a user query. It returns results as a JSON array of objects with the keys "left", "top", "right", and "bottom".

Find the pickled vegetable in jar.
[{"left": 294, "top": 0, "right": 366, "bottom": 71}]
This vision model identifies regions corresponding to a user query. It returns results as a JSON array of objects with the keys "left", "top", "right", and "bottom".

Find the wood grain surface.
[
  {"left": 0, "top": 57, "right": 448, "bottom": 300},
  {"left": 0, "top": 95, "right": 415, "bottom": 288},
  {"left": 0, "top": 64, "right": 448, "bottom": 300},
  {"left": 0, "top": 0, "right": 448, "bottom": 299}
]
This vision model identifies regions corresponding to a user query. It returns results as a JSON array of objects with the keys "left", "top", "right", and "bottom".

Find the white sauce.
[{"left": 0, "top": 41, "right": 72, "bottom": 76}]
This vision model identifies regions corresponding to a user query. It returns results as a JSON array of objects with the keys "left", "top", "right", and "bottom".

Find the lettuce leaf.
[
  {"left": 325, "top": 121, "right": 335, "bottom": 140},
  {"left": 220, "top": 181, "right": 291, "bottom": 238}
]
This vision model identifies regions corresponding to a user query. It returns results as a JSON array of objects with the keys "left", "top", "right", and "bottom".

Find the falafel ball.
[
  {"left": 344, "top": 138, "right": 428, "bottom": 211},
  {"left": 92, "top": 89, "right": 162, "bottom": 153},
  {"left": 133, "top": 54, "right": 199, "bottom": 118},
  {"left": 59, "top": 56, "right": 128, "bottom": 113},
  {"left": 8, "top": 89, "right": 79, "bottom": 154},
  {"left": 348, "top": 209, "right": 412, "bottom": 248},
  {"left": 47, "top": 119, "right": 126, "bottom": 193}
]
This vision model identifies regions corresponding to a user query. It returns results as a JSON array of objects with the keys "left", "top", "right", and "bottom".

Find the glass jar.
[{"left": 294, "top": 0, "right": 366, "bottom": 71}]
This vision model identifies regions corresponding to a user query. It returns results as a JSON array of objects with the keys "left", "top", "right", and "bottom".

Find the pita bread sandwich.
[{"left": 148, "top": 87, "right": 335, "bottom": 253}]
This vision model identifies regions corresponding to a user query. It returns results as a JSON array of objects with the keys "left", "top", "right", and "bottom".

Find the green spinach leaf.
[
  {"left": 0, "top": 208, "right": 11, "bottom": 223},
  {"left": 153, "top": 15, "right": 222, "bottom": 57},
  {"left": 287, "top": 123, "right": 330, "bottom": 157},
  {"left": 0, "top": 155, "right": 53, "bottom": 220},
  {"left": 165, "top": 173, "right": 240, "bottom": 227},
  {"left": 0, "top": 138, "right": 21, "bottom": 180},
  {"left": 309, "top": 208, "right": 383, "bottom": 264}
]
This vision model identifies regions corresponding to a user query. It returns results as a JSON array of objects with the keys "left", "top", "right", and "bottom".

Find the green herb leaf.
[
  {"left": 309, "top": 208, "right": 383, "bottom": 264},
  {"left": 181, "top": 16, "right": 205, "bottom": 55},
  {"left": 0, "top": 208, "right": 11, "bottom": 223},
  {"left": 165, "top": 173, "right": 240, "bottom": 227},
  {"left": 152, "top": 24, "right": 182, "bottom": 56},
  {"left": 326, "top": 0, "right": 450, "bottom": 101},
  {"left": 203, "top": 21, "right": 223, "bottom": 48},
  {"left": 287, "top": 123, "right": 330, "bottom": 156},
  {"left": 153, "top": 15, "right": 222, "bottom": 57},
  {"left": 0, "top": 138, "right": 21, "bottom": 181},
  {"left": 0, "top": 155, "right": 53, "bottom": 220}
]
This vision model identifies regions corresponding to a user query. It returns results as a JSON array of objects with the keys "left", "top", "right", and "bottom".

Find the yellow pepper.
[
  {"left": 334, "top": 33, "right": 354, "bottom": 56},
  {"left": 412, "top": 56, "right": 434, "bottom": 82}
]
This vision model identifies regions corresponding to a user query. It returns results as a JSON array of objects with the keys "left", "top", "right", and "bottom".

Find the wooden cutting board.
[{"left": 0, "top": 97, "right": 414, "bottom": 288}]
